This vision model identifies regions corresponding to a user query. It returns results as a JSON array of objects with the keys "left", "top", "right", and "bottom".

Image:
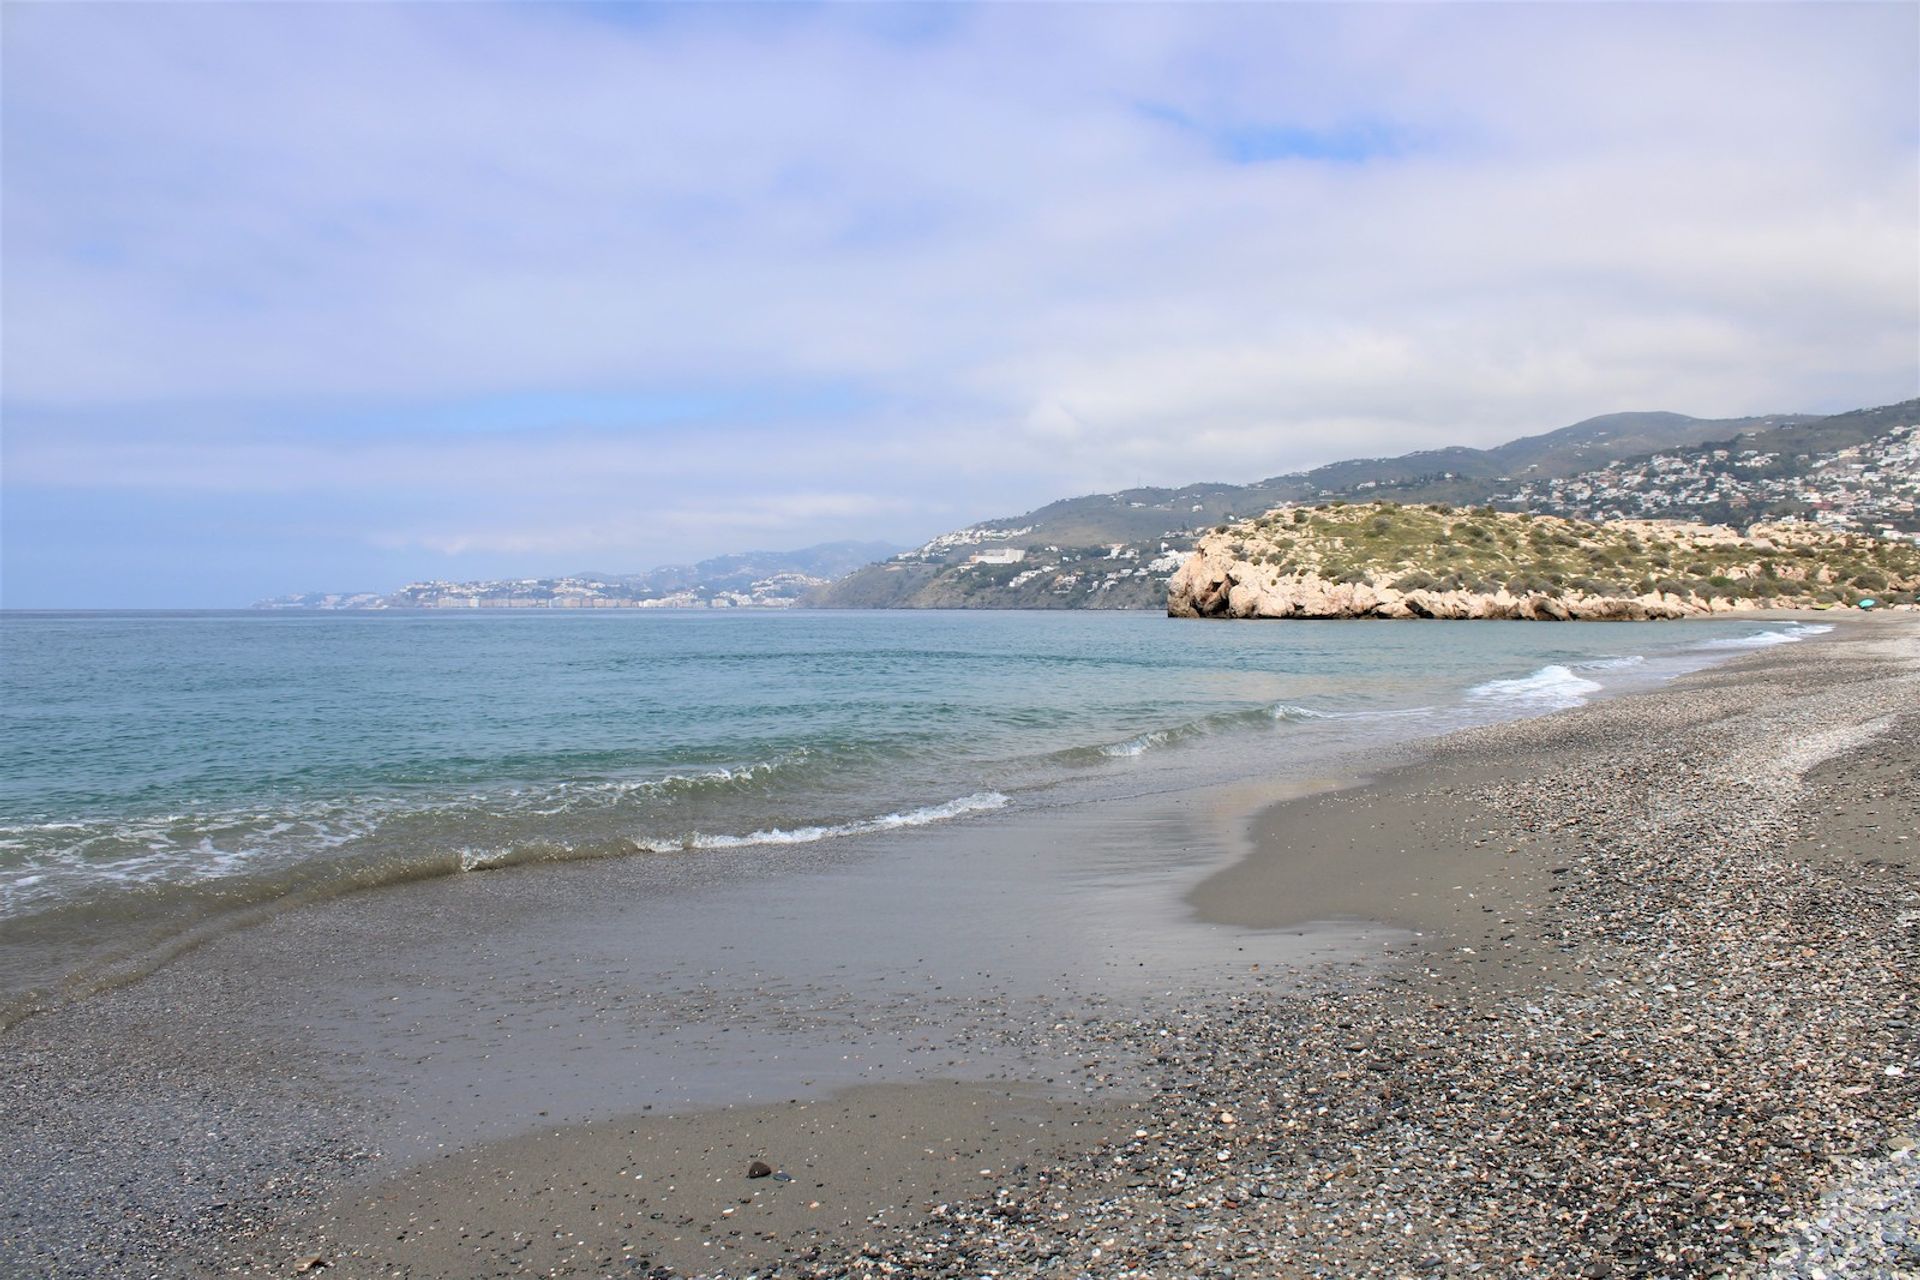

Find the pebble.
[{"left": 752, "top": 631, "right": 1920, "bottom": 1279}]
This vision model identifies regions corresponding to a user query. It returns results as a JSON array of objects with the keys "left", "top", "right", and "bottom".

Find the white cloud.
[
  {"left": 368, "top": 492, "right": 916, "bottom": 559},
  {"left": 2, "top": 2, "right": 1915, "bottom": 598}
]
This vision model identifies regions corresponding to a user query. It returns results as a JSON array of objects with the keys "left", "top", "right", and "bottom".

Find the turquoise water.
[{"left": 0, "top": 608, "right": 1825, "bottom": 1007}]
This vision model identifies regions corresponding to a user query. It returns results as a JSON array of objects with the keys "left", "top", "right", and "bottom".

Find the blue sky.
[{"left": 4, "top": 2, "right": 1916, "bottom": 606}]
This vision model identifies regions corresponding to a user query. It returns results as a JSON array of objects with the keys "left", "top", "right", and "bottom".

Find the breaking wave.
[
  {"left": 637, "top": 792, "right": 1010, "bottom": 852},
  {"left": 1081, "top": 705, "right": 1325, "bottom": 761},
  {"left": 0, "top": 786, "right": 1014, "bottom": 1029},
  {"left": 1098, "top": 727, "right": 1193, "bottom": 758},
  {"left": 1467, "top": 664, "right": 1604, "bottom": 710},
  {"left": 0, "top": 753, "right": 817, "bottom": 920},
  {"left": 1574, "top": 654, "right": 1646, "bottom": 672},
  {"left": 1697, "top": 622, "right": 1835, "bottom": 651},
  {"left": 1067, "top": 700, "right": 1424, "bottom": 764}
]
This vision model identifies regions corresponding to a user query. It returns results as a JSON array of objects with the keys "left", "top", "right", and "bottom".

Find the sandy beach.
[{"left": 3, "top": 617, "right": 1916, "bottom": 1279}]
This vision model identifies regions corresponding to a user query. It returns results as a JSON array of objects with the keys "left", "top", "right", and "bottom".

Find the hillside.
[
  {"left": 586, "top": 541, "right": 901, "bottom": 595},
  {"left": 255, "top": 540, "right": 901, "bottom": 610},
  {"left": 1494, "top": 406, "right": 1919, "bottom": 533},
  {"left": 814, "top": 400, "right": 1918, "bottom": 609},
  {"left": 1168, "top": 502, "right": 1920, "bottom": 620}
]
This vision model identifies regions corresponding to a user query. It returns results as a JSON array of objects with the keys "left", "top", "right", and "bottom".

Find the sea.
[{"left": 0, "top": 608, "right": 1830, "bottom": 1022}]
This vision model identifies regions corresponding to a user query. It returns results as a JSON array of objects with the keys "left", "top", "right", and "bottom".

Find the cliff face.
[
  {"left": 1170, "top": 557, "right": 1695, "bottom": 619},
  {"left": 1168, "top": 503, "right": 1920, "bottom": 620}
]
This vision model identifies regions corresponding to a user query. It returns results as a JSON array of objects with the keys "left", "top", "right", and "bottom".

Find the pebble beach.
[{"left": 4, "top": 619, "right": 1915, "bottom": 1279}]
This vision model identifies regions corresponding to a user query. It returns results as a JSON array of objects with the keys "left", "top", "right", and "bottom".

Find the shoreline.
[
  {"left": 251, "top": 617, "right": 1920, "bottom": 1278},
  {"left": 0, "top": 609, "right": 1838, "bottom": 1038},
  {"left": 2, "top": 617, "right": 1915, "bottom": 1277}
]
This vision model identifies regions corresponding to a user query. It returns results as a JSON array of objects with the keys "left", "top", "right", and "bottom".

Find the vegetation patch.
[{"left": 1194, "top": 501, "right": 1920, "bottom": 609}]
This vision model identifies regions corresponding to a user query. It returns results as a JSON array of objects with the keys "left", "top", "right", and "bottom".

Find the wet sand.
[
  {"left": 276, "top": 1083, "right": 1130, "bottom": 1279},
  {"left": 3, "top": 616, "right": 1915, "bottom": 1279},
  {"left": 1189, "top": 757, "right": 1568, "bottom": 990},
  {"left": 0, "top": 759, "right": 1400, "bottom": 1277}
]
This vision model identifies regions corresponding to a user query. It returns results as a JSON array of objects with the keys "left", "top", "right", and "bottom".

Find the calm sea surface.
[{"left": 0, "top": 608, "right": 1825, "bottom": 1011}]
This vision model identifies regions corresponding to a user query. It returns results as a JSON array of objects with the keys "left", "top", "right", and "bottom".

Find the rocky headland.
[{"left": 1169, "top": 502, "right": 1920, "bottom": 620}]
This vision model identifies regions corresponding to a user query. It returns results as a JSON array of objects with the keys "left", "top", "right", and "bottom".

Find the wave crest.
[
  {"left": 1574, "top": 654, "right": 1646, "bottom": 672},
  {"left": 638, "top": 792, "right": 1010, "bottom": 853},
  {"left": 0, "top": 752, "right": 816, "bottom": 919},
  {"left": 1098, "top": 729, "right": 1183, "bottom": 758},
  {"left": 1468, "top": 664, "right": 1604, "bottom": 709},
  {"left": 1269, "top": 703, "right": 1336, "bottom": 722},
  {"left": 1698, "top": 622, "right": 1835, "bottom": 651},
  {"left": 1082, "top": 702, "right": 1348, "bottom": 761}
]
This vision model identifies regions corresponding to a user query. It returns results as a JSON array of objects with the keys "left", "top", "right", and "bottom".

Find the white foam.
[
  {"left": 532, "top": 755, "right": 800, "bottom": 815},
  {"left": 1268, "top": 703, "right": 1337, "bottom": 721},
  {"left": 1100, "top": 730, "right": 1174, "bottom": 758},
  {"left": 1352, "top": 705, "right": 1439, "bottom": 720},
  {"left": 0, "top": 804, "right": 388, "bottom": 918},
  {"left": 458, "top": 846, "right": 517, "bottom": 872},
  {"left": 1698, "top": 622, "right": 1835, "bottom": 651},
  {"left": 641, "top": 791, "right": 1009, "bottom": 853},
  {"left": 1468, "top": 664, "right": 1604, "bottom": 710},
  {"left": 0, "top": 751, "right": 822, "bottom": 918},
  {"left": 1575, "top": 654, "right": 1646, "bottom": 672}
]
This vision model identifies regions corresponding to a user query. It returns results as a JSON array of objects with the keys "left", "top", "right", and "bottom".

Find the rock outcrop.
[
  {"left": 1168, "top": 503, "right": 1919, "bottom": 620},
  {"left": 1172, "top": 557, "right": 1698, "bottom": 620}
]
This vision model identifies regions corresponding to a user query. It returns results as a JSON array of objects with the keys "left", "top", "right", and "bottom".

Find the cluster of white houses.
[
  {"left": 962, "top": 541, "right": 1191, "bottom": 599},
  {"left": 889, "top": 524, "right": 1036, "bottom": 563},
  {"left": 1495, "top": 423, "right": 1920, "bottom": 540}
]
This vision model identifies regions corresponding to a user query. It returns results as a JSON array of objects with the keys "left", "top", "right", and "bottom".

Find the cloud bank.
[{"left": 4, "top": 3, "right": 1915, "bottom": 603}]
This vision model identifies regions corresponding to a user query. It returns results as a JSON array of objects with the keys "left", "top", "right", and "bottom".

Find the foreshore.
[{"left": 4, "top": 618, "right": 1916, "bottom": 1279}]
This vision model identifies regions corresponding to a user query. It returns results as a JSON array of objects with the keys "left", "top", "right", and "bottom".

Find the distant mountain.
[
  {"left": 1289, "top": 410, "right": 1817, "bottom": 498},
  {"left": 811, "top": 401, "right": 1918, "bottom": 609},
  {"left": 582, "top": 541, "right": 903, "bottom": 595},
  {"left": 254, "top": 540, "right": 903, "bottom": 610}
]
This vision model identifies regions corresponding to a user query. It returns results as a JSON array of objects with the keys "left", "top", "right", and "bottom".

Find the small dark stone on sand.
[{"left": 747, "top": 1160, "right": 773, "bottom": 1179}]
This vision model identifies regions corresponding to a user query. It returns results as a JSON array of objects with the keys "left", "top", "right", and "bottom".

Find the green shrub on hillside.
[{"left": 1208, "top": 501, "right": 1920, "bottom": 609}]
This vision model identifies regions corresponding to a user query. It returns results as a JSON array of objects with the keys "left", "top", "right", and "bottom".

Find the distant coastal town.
[
  {"left": 252, "top": 542, "right": 898, "bottom": 611},
  {"left": 260, "top": 572, "right": 831, "bottom": 612}
]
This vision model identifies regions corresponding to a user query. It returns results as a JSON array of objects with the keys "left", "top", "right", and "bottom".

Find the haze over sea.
[{"left": 0, "top": 608, "right": 1827, "bottom": 1018}]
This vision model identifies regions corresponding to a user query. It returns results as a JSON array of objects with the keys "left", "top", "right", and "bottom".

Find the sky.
[{"left": 3, "top": 2, "right": 1917, "bottom": 607}]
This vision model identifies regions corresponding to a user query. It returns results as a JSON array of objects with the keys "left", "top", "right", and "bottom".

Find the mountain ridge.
[
  {"left": 812, "top": 399, "right": 1918, "bottom": 610},
  {"left": 260, "top": 400, "right": 1918, "bottom": 612}
]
